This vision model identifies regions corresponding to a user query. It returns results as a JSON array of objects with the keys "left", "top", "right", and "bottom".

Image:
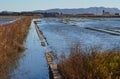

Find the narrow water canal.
[{"left": 10, "top": 20, "right": 49, "bottom": 79}]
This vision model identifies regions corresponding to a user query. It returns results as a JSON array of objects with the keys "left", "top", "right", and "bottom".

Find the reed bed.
[
  {"left": 58, "top": 45, "right": 120, "bottom": 79},
  {"left": 0, "top": 16, "right": 32, "bottom": 79},
  {"left": 0, "top": 15, "right": 43, "bottom": 19}
]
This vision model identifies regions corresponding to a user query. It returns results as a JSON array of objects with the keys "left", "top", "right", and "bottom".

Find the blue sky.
[{"left": 0, "top": 0, "right": 120, "bottom": 11}]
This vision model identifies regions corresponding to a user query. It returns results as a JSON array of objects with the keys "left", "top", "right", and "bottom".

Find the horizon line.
[{"left": 0, "top": 6, "right": 120, "bottom": 12}]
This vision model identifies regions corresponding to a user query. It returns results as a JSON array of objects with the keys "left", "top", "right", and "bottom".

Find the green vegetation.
[
  {"left": 0, "top": 17, "right": 32, "bottom": 79},
  {"left": 41, "top": 42, "right": 46, "bottom": 47},
  {"left": 58, "top": 45, "right": 120, "bottom": 79}
]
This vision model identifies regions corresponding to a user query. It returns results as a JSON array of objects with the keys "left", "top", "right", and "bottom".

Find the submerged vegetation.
[
  {"left": 0, "top": 16, "right": 32, "bottom": 79},
  {"left": 58, "top": 45, "right": 120, "bottom": 79}
]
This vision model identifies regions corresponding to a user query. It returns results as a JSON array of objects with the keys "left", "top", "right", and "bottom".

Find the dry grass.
[
  {"left": 0, "top": 16, "right": 26, "bottom": 19},
  {"left": 58, "top": 45, "right": 120, "bottom": 79},
  {"left": 0, "top": 15, "right": 44, "bottom": 19},
  {"left": 0, "top": 16, "right": 32, "bottom": 79}
]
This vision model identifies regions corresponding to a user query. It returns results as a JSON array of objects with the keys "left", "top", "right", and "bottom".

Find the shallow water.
[
  {"left": 8, "top": 18, "right": 120, "bottom": 79},
  {"left": 37, "top": 18, "right": 120, "bottom": 55},
  {"left": 10, "top": 20, "right": 49, "bottom": 79},
  {"left": 0, "top": 18, "right": 16, "bottom": 24}
]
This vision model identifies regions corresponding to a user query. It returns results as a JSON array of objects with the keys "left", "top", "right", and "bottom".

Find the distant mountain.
[{"left": 34, "top": 7, "right": 120, "bottom": 14}]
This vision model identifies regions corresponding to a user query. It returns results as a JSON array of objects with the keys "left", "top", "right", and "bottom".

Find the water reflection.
[
  {"left": 0, "top": 51, "right": 22, "bottom": 79},
  {"left": 10, "top": 21, "right": 49, "bottom": 79},
  {"left": 38, "top": 18, "right": 120, "bottom": 55}
]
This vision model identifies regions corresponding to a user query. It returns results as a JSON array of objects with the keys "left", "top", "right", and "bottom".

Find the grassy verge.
[
  {"left": 58, "top": 45, "right": 120, "bottom": 79},
  {"left": 0, "top": 16, "right": 32, "bottom": 79}
]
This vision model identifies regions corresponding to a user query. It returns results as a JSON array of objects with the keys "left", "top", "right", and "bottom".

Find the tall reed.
[
  {"left": 0, "top": 16, "right": 32, "bottom": 79},
  {"left": 58, "top": 45, "right": 120, "bottom": 79}
]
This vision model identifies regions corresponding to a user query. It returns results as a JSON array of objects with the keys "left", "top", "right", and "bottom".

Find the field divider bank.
[
  {"left": 86, "top": 27, "right": 120, "bottom": 36},
  {"left": 34, "top": 21, "right": 61, "bottom": 79}
]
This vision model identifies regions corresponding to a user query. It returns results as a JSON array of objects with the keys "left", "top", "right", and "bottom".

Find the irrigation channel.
[{"left": 10, "top": 20, "right": 50, "bottom": 79}]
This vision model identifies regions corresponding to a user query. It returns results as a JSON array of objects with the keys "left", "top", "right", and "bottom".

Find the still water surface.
[{"left": 10, "top": 20, "right": 49, "bottom": 79}]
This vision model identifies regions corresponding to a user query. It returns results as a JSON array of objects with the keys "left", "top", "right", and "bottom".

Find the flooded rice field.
[
  {"left": 37, "top": 18, "right": 120, "bottom": 55},
  {"left": 7, "top": 18, "right": 120, "bottom": 79},
  {"left": 0, "top": 18, "right": 16, "bottom": 24}
]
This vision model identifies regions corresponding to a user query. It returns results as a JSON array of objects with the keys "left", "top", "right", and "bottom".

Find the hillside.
[{"left": 34, "top": 7, "right": 120, "bottom": 14}]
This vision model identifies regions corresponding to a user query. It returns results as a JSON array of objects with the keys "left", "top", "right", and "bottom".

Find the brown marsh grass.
[
  {"left": 0, "top": 15, "right": 43, "bottom": 19},
  {"left": 0, "top": 16, "right": 32, "bottom": 79},
  {"left": 58, "top": 45, "right": 120, "bottom": 79}
]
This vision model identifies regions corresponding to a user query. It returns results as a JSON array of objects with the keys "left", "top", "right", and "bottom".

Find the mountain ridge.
[{"left": 34, "top": 7, "right": 120, "bottom": 14}]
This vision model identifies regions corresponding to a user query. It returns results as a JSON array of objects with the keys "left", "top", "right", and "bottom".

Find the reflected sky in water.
[
  {"left": 10, "top": 21, "right": 49, "bottom": 79},
  {"left": 38, "top": 18, "right": 120, "bottom": 55}
]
